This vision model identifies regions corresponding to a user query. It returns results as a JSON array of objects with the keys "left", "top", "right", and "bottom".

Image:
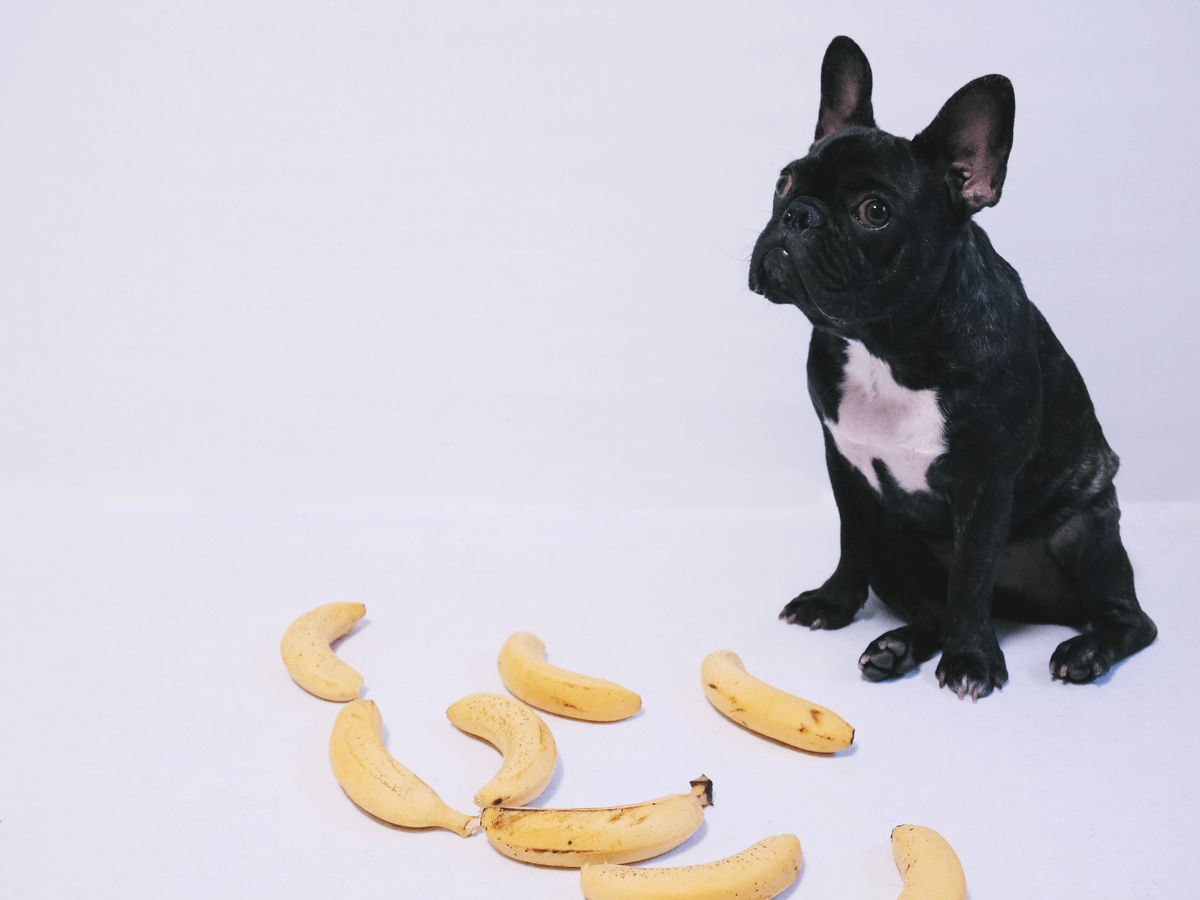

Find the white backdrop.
[
  {"left": 2, "top": 1, "right": 1197, "bottom": 512},
  {"left": 3, "top": 3, "right": 1199, "bottom": 899}
]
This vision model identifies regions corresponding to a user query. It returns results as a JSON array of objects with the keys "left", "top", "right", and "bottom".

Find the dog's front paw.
[
  {"left": 779, "top": 578, "right": 864, "bottom": 630},
  {"left": 1050, "top": 634, "right": 1116, "bottom": 683},
  {"left": 936, "top": 649, "right": 1008, "bottom": 701}
]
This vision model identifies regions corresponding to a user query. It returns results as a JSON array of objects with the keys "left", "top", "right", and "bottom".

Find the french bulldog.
[{"left": 747, "top": 36, "right": 1156, "bottom": 699}]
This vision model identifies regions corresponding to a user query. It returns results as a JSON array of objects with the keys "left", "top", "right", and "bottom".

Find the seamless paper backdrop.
[
  {"left": 3, "top": 4, "right": 1199, "bottom": 900},
  {"left": 2, "top": 0, "right": 1198, "bottom": 512}
]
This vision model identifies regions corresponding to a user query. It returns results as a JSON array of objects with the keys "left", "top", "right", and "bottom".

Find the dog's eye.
[
  {"left": 775, "top": 174, "right": 793, "bottom": 198},
  {"left": 856, "top": 198, "right": 890, "bottom": 228}
]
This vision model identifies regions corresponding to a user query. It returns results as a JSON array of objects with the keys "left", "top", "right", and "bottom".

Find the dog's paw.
[
  {"left": 1049, "top": 634, "right": 1116, "bottom": 683},
  {"left": 858, "top": 629, "right": 920, "bottom": 681},
  {"left": 936, "top": 649, "right": 1008, "bottom": 701},
  {"left": 779, "top": 583, "right": 861, "bottom": 631}
]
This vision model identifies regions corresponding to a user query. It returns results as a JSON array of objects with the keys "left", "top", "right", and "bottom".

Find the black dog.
[{"left": 748, "top": 37, "right": 1156, "bottom": 699}]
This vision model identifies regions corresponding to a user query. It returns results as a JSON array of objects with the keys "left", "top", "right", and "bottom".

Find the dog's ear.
[
  {"left": 814, "top": 36, "right": 875, "bottom": 143},
  {"left": 912, "top": 75, "right": 1015, "bottom": 214}
]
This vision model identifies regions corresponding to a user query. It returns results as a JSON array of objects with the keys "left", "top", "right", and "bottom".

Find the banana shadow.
[
  {"left": 532, "top": 748, "right": 566, "bottom": 807},
  {"left": 339, "top": 793, "right": 477, "bottom": 838},
  {"left": 710, "top": 709, "right": 859, "bottom": 759}
]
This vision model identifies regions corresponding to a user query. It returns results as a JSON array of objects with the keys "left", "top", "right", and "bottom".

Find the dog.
[{"left": 747, "top": 36, "right": 1156, "bottom": 699}]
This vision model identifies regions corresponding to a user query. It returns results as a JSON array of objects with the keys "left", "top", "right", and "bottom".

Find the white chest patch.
[{"left": 823, "top": 340, "right": 946, "bottom": 493}]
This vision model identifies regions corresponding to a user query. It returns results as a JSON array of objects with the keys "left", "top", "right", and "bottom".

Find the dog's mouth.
[
  {"left": 751, "top": 243, "right": 854, "bottom": 332},
  {"left": 750, "top": 245, "right": 801, "bottom": 305}
]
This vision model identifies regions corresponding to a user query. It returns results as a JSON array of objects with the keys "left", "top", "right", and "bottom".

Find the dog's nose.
[{"left": 781, "top": 199, "right": 823, "bottom": 231}]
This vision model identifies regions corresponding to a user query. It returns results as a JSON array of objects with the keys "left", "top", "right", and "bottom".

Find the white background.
[{"left": 2, "top": 2, "right": 1198, "bottom": 898}]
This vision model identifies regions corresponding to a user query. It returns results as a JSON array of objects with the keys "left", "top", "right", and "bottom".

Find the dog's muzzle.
[
  {"left": 748, "top": 197, "right": 826, "bottom": 296},
  {"left": 749, "top": 245, "right": 800, "bottom": 302}
]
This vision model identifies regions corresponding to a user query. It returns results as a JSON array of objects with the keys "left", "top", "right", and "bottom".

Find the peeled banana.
[
  {"left": 701, "top": 649, "right": 854, "bottom": 753},
  {"left": 446, "top": 692, "right": 557, "bottom": 808},
  {"left": 328, "top": 699, "right": 479, "bottom": 837},
  {"left": 891, "top": 824, "right": 967, "bottom": 900},
  {"left": 497, "top": 631, "right": 641, "bottom": 722},
  {"left": 579, "top": 833, "right": 802, "bottom": 900},
  {"left": 280, "top": 602, "right": 366, "bottom": 702},
  {"left": 479, "top": 776, "right": 713, "bottom": 867}
]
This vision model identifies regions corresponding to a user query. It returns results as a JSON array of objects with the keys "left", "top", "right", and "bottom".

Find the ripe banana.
[
  {"left": 579, "top": 833, "right": 802, "bottom": 900},
  {"left": 479, "top": 776, "right": 713, "bottom": 867},
  {"left": 891, "top": 824, "right": 967, "bottom": 900},
  {"left": 497, "top": 631, "right": 641, "bottom": 722},
  {"left": 446, "top": 692, "right": 557, "bottom": 808},
  {"left": 328, "top": 699, "right": 479, "bottom": 837},
  {"left": 701, "top": 649, "right": 854, "bottom": 753},
  {"left": 280, "top": 602, "right": 366, "bottom": 702}
]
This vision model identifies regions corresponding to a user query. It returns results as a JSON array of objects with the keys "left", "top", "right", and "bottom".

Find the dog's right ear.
[{"left": 813, "top": 36, "right": 875, "bottom": 144}]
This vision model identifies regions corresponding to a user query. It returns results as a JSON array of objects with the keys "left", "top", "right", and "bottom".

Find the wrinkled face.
[{"left": 748, "top": 126, "right": 957, "bottom": 336}]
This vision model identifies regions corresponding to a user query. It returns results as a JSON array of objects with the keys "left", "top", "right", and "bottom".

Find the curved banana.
[
  {"left": 446, "top": 692, "right": 557, "bottom": 808},
  {"left": 579, "top": 833, "right": 802, "bottom": 900},
  {"left": 497, "top": 631, "right": 641, "bottom": 722},
  {"left": 328, "top": 699, "right": 479, "bottom": 837},
  {"left": 891, "top": 824, "right": 967, "bottom": 900},
  {"left": 479, "top": 776, "right": 712, "bottom": 868},
  {"left": 701, "top": 649, "right": 854, "bottom": 753},
  {"left": 280, "top": 602, "right": 366, "bottom": 701}
]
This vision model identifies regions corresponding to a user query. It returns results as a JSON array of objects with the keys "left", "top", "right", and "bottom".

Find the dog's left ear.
[{"left": 912, "top": 75, "right": 1015, "bottom": 214}]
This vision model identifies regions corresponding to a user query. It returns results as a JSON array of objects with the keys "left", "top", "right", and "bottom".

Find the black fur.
[{"left": 748, "top": 37, "right": 1156, "bottom": 699}]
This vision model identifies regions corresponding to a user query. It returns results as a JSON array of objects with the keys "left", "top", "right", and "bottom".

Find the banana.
[
  {"left": 701, "top": 649, "right": 854, "bottom": 753},
  {"left": 479, "top": 776, "right": 712, "bottom": 867},
  {"left": 280, "top": 602, "right": 366, "bottom": 701},
  {"left": 579, "top": 833, "right": 802, "bottom": 900},
  {"left": 891, "top": 824, "right": 967, "bottom": 900},
  {"left": 497, "top": 631, "right": 641, "bottom": 722},
  {"left": 328, "top": 699, "right": 479, "bottom": 837},
  {"left": 446, "top": 692, "right": 557, "bottom": 808}
]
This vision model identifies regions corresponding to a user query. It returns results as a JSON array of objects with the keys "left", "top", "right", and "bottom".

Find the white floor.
[{"left": 3, "top": 499, "right": 1195, "bottom": 898}]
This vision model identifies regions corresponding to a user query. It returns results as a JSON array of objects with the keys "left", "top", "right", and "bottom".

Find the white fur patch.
[{"left": 824, "top": 340, "right": 946, "bottom": 493}]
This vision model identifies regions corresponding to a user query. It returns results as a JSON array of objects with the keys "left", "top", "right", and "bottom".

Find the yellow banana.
[
  {"left": 479, "top": 776, "right": 712, "bottom": 867},
  {"left": 446, "top": 692, "right": 557, "bottom": 808},
  {"left": 280, "top": 602, "right": 366, "bottom": 702},
  {"left": 891, "top": 824, "right": 967, "bottom": 900},
  {"left": 701, "top": 649, "right": 854, "bottom": 753},
  {"left": 579, "top": 833, "right": 802, "bottom": 900},
  {"left": 497, "top": 631, "right": 641, "bottom": 722},
  {"left": 328, "top": 699, "right": 479, "bottom": 837}
]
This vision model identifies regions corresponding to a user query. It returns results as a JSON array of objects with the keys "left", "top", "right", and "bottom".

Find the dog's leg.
[
  {"left": 934, "top": 478, "right": 1014, "bottom": 700},
  {"left": 780, "top": 427, "right": 879, "bottom": 630},
  {"left": 859, "top": 516, "right": 947, "bottom": 680},
  {"left": 1047, "top": 487, "right": 1157, "bottom": 682}
]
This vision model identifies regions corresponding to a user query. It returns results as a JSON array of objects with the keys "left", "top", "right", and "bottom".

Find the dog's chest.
[{"left": 823, "top": 340, "right": 946, "bottom": 493}]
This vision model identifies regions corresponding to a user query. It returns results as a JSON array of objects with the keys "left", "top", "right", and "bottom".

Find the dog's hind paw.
[
  {"left": 1050, "top": 634, "right": 1115, "bottom": 683},
  {"left": 859, "top": 630, "right": 920, "bottom": 681}
]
